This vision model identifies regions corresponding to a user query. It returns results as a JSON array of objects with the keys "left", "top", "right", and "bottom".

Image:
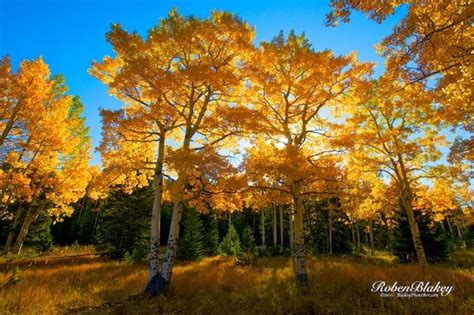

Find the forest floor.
[{"left": 0, "top": 249, "right": 473, "bottom": 314}]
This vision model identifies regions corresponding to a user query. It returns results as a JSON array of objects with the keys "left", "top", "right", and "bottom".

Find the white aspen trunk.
[
  {"left": 369, "top": 220, "right": 375, "bottom": 254},
  {"left": 293, "top": 189, "right": 307, "bottom": 285},
  {"left": 289, "top": 212, "right": 294, "bottom": 256},
  {"left": 261, "top": 209, "right": 266, "bottom": 249},
  {"left": 12, "top": 207, "right": 36, "bottom": 254},
  {"left": 456, "top": 223, "right": 466, "bottom": 248},
  {"left": 397, "top": 157, "right": 428, "bottom": 268},
  {"left": 228, "top": 212, "right": 232, "bottom": 227},
  {"left": 446, "top": 217, "right": 453, "bottom": 234},
  {"left": 4, "top": 205, "right": 24, "bottom": 254},
  {"left": 279, "top": 206, "right": 284, "bottom": 253},
  {"left": 402, "top": 197, "right": 428, "bottom": 268},
  {"left": 146, "top": 135, "right": 166, "bottom": 285},
  {"left": 146, "top": 201, "right": 183, "bottom": 295},
  {"left": 273, "top": 205, "right": 277, "bottom": 247}
]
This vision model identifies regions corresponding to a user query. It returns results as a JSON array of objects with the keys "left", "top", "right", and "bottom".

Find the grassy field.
[{"left": 0, "top": 250, "right": 473, "bottom": 314}]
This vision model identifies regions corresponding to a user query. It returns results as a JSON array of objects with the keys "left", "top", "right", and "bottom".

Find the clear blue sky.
[{"left": 0, "top": 0, "right": 406, "bottom": 166}]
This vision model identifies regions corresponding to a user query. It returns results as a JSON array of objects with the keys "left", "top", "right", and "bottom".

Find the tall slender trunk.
[
  {"left": 328, "top": 207, "right": 333, "bottom": 255},
  {"left": 396, "top": 156, "right": 428, "bottom": 268},
  {"left": 273, "top": 205, "right": 277, "bottom": 247},
  {"left": 440, "top": 221, "right": 446, "bottom": 232},
  {"left": 351, "top": 221, "right": 355, "bottom": 244},
  {"left": 456, "top": 223, "right": 466, "bottom": 248},
  {"left": 289, "top": 211, "right": 294, "bottom": 256},
  {"left": 446, "top": 217, "right": 453, "bottom": 234},
  {"left": 401, "top": 196, "right": 428, "bottom": 268},
  {"left": 292, "top": 187, "right": 307, "bottom": 285},
  {"left": 261, "top": 209, "right": 266, "bottom": 249},
  {"left": 12, "top": 206, "right": 39, "bottom": 254},
  {"left": 146, "top": 134, "right": 166, "bottom": 288},
  {"left": 228, "top": 212, "right": 232, "bottom": 227},
  {"left": 146, "top": 201, "right": 183, "bottom": 295},
  {"left": 369, "top": 220, "right": 374, "bottom": 254},
  {"left": 356, "top": 222, "right": 360, "bottom": 253},
  {"left": 4, "top": 205, "right": 24, "bottom": 254},
  {"left": 279, "top": 205, "right": 284, "bottom": 253}
]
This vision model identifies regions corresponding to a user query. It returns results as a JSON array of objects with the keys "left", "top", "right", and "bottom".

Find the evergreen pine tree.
[
  {"left": 203, "top": 217, "right": 220, "bottom": 256},
  {"left": 219, "top": 223, "right": 241, "bottom": 256},
  {"left": 392, "top": 204, "right": 449, "bottom": 263},
  {"left": 241, "top": 225, "right": 256, "bottom": 251},
  {"left": 94, "top": 187, "right": 153, "bottom": 259},
  {"left": 177, "top": 209, "right": 205, "bottom": 261}
]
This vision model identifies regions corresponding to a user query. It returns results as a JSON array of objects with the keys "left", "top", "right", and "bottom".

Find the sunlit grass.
[{"left": 0, "top": 252, "right": 473, "bottom": 314}]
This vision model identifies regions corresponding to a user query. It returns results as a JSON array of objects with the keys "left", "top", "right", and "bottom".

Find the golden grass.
[{"left": 0, "top": 252, "right": 473, "bottom": 314}]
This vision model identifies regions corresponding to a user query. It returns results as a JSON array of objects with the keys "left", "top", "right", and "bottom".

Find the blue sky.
[{"left": 0, "top": 0, "right": 406, "bottom": 166}]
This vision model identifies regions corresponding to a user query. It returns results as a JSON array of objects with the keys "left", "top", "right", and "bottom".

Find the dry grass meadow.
[{"left": 0, "top": 250, "right": 473, "bottom": 314}]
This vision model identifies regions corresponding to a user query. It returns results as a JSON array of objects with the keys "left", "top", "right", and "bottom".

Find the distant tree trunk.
[
  {"left": 351, "top": 221, "right": 355, "bottom": 244},
  {"left": 455, "top": 223, "right": 466, "bottom": 248},
  {"left": 273, "top": 205, "right": 277, "bottom": 247},
  {"left": 146, "top": 201, "right": 183, "bottom": 295},
  {"left": 369, "top": 220, "right": 375, "bottom": 254},
  {"left": 292, "top": 187, "right": 307, "bottom": 286},
  {"left": 3, "top": 205, "right": 24, "bottom": 254},
  {"left": 446, "top": 217, "right": 453, "bottom": 234},
  {"left": 440, "top": 221, "right": 446, "bottom": 232},
  {"left": 228, "top": 212, "right": 232, "bottom": 227},
  {"left": 328, "top": 207, "right": 333, "bottom": 255},
  {"left": 261, "top": 209, "right": 266, "bottom": 249},
  {"left": 289, "top": 211, "right": 294, "bottom": 256},
  {"left": 356, "top": 222, "right": 360, "bottom": 253},
  {"left": 146, "top": 134, "right": 166, "bottom": 288},
  {"left": 279, "top": 206, "right": 284, "bottom": 253}
]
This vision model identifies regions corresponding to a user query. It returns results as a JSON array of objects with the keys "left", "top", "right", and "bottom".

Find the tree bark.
[
  {"left": 12, "top": 206, "right": 38, "bottom": 254},
  {"left": 146, "top": 134, "right": 166, "bottom": 287},
  {"left": 279, "top": 205, "right": 284, "bottom": 253},
  {"left": 145, "top": 201, "right": 183, "bottom": 295},
  {"left": 397, "top": 156, "right": 428, "bottom": 268},
  {"left": 446, "top": 217, "right": 453, "bottom": 234},
  {"left": 401, "top": 197, "right": 428, "bottom": 268},
  {"left": 456, "top": 223, "right": 466, "bottom": 248},
  {"left": 273, "top": 205, "right": 277, "bottom": 247},
  {"left": 3, "top": 205, "right": 24, "bottom": 254},
  {"left": 292, "top": 188, "right": 307, "bottom": 286},
  {"left": 289, "top": 211, "right": 294, "bottom": 256}
]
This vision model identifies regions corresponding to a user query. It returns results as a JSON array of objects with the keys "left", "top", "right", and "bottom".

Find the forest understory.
[{"left": 0, "top": 249, "right": 473, "bottom": 314}]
